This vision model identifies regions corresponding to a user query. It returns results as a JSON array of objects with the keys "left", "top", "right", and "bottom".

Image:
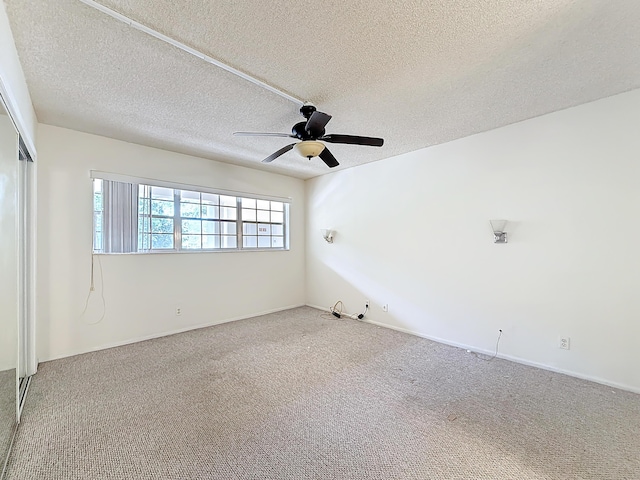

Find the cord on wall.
[
  {"left": 328, "top": 301, "right": 368, "bottom": 321},
  {"left": 329, "top": 300, "right": 344, "bottom": 318},
  {"left": 357, "top": 303, "right": 369, "bottom": 320},
  {"left": 80, "top": 254, "right": 106, "bottom": 325},
  {"left": 468, "top": 329, "right": 502, "bottom": 361}
]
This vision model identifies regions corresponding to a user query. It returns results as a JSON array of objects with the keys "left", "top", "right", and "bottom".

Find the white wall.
[
  {"left": 37, "top": 125, "right": 306, "bottom": 361},
  {"left": 306, "top": 89, "right": 640, "bottom": 393},
  {"left": 0, "top": 2, "right": 37, "bottom": 152}
]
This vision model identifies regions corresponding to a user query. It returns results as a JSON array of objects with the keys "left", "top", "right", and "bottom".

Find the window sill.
[{"left": 92, "top": 248, "right": 290, "bottom": 255}]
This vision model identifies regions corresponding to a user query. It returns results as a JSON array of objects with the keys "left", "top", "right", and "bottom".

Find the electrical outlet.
[
  {"left": 382, "top": 304, "right": 388, "bottom": 312},
  {"left": 559, "top": 336, "right": 570, "bottom": 350},
  {"left": 176, "top": 307, "right": 182, "bottom": 316}
]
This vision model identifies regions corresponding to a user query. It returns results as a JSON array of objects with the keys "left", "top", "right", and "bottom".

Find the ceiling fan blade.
[
  {"left": 305, "top": 111, "right": 332, "bottom": 137},
  {"left": 234, "top": 132, "right": 295, "bottom": 138},
  {"left": 319, "top": 147, "right": 339, "bottom": 168},
  {"left": 320, "top": 134, "right": 384, "bottom": 147},
  {"left": 262, "top": 143, "right": 296, "bottom": 163}
]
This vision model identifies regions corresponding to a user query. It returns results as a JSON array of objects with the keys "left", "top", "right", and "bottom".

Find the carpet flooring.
[
  {"left": 5, "top": 307, "right": 640, "bottom": 479},
  {"left": 0, "top": 369, "right": 16, "bottom": 478}
]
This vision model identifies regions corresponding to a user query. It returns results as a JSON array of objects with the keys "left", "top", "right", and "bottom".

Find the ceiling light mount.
[{"left": 300, "top": 103, "right": 317, "bottom": 119}]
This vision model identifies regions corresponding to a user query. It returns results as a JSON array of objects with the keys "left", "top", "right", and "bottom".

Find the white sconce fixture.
[
  {"left": 321, "top": 229, "right": 335, "bottom": 243},
  {"left": 489, "top": 220, "right": 508, "bottom": 244}
]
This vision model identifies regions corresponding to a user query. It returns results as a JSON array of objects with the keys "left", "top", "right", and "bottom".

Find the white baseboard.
[
  {"left": 43, "top": 304, "right": 307, "bottom": 363},
  {"left": 306, "top": 304, "right": 640, "bottom": 395}
]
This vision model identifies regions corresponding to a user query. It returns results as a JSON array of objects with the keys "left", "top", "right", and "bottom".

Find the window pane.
[
  {"left": 151, "top": 199, "right": 174, "bottom": 216},
  {"left": 202, "top": 193, "right": 219, "bottom": 205},
  {"left": 271, "top": 211, "right": 284, "bottom": 224},
  {"left": 272, "top": 237, "right": 284, "bottom": 248},
  {"left": 138, "top": 232, "right": 150, "bottom": 250},
  {"left": 180, "top": 203, "right": 200, "bottom": 218},
  {"left": 242, "top": 197, "right": 256, "bottom": 208},
  {"left": 220, "top": 221, "right": 236, "bottom": 235},
  {"left": 93, "top": 180, "right": 103, "bottom": 210},
  {"left": 182, "top": 219, "right": 202, "bottom": 234},
  {"left": 151, "top": 186, "right": 173, "bottom": 200},
  {"left": 271, "top": 224, "right": 283, "bottom": 236},
  {"left": 257, "top": 199, "right": 270, "bottom": 210},
  {"left": 182, "top": 235, "right": 201, "bottom": 249},
  {"left": 138, "top": 198, "right": 150, "bottom": 215},
  {"left": 220, "top": 207, "right": 237, "bottom": 220},
  {"left": 220, "top": 195, "right": 236, "bottom": 207},
  {"left": 181, "top": 190, "right": 200, "bottom": 202},
  {"left": 221, "top": 236, "right": 237, "bottom": 249},
  {"left": 257, "top": 210, "right": 270, "bottom": 222},
  {"left": 243, "top": 223, "right": 257, "bottom": 236},
  {"left": 243, "top": 236, "right": 257, "bottom": 248},
  {"left": 151, "top": 217, "right": 173, "bottom": 233},
  {"left": 152, "top": 233, "right": 174, "bottom": 249},
  {"left": 202, "top": 205, "right": 219, "bottom": 219},
  {"left": 242, "top": 208, "right": 256, "bottom": 222},
  {"left": 202, "top": 220, "right": 219, "bottom": 234},
  {"left": 271, "top": 201, "right": 283, "bottom": 211},
  {"left": 258, "top": 224, "right": 270, "bottom": 236},
  {"left": 203, "top": 235, "right": 220, "bottom": 249},
  {"left": 258, "top": 236, "right": 270, "bottom": 248},
  {"left": 138, "top": 216, "right": 151, "bottom": 233}
]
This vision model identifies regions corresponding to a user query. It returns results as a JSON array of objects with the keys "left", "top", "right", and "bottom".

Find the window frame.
[{"left": 91, "top": 171, "right": 290, "bottom": 254}]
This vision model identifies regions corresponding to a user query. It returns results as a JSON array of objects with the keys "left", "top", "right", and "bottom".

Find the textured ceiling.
[{"left": 5, "top": 0, "right": 640, "bottom": 179}]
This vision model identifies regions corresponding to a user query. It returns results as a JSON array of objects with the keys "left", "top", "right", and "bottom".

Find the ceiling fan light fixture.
[
  {"left": 235, "top": 106, "right": 383, "bottom": 167},
  {"left": 294, "top": 141, "right": 325, "bottom": 159}
]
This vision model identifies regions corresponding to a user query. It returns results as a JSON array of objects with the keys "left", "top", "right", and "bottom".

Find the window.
[
  {"left": 241, "top": 198, "right": 286, "bottom": 249},
  {"left": 93, "top": 175, "right": 289, "bottom": 253}
]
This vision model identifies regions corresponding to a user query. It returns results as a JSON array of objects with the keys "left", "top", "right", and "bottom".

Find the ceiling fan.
[{"left": 234, "top": 104, "right": 384, "bottom": 168}]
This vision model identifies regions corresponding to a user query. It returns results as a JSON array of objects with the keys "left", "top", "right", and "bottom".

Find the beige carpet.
[
  {"left": 0, "top": 369, "right": 16, "bottom": 478},
  {"left": 6, "top": 307, "right": 640, "bottom": 479}
]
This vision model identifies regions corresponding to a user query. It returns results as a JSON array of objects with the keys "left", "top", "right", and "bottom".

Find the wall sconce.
[
  {"left": 321, "top": 229, "right": 335, "bottom": 243},
  {"left": 489, "top": 220, "right": 508, "bottom": 244}
]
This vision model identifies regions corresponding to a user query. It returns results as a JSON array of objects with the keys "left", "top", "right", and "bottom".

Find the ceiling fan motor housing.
[{"left": 292, "top": 121, "right": 324, "bottom": 140}]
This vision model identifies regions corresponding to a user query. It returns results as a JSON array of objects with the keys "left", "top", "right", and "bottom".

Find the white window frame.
[{"left": 91, "top": 171, "right": 290, "bottom": 254}]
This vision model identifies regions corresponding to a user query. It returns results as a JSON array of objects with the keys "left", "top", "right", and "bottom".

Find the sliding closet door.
[
  {"left": 0, "top": 95, "right": 19, "bottom": 478},
  {"left": 17, "top": 141, "right": 32, "bottom": 416}
]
